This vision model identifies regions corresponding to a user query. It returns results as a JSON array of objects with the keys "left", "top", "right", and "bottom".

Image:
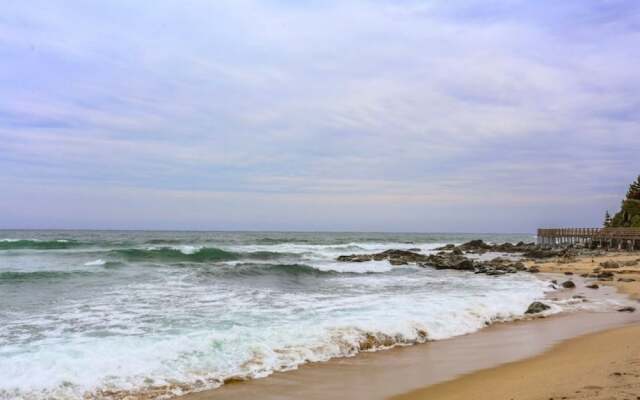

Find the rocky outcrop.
[
  {"left": 525, "top": 301, "right": 551, "bottom": 314},
  {"left": 337, "top": 248, "right": 529, "bottom": 276},
  {"left": 434, "top": 239, "right": 584, "bottom": 260}
]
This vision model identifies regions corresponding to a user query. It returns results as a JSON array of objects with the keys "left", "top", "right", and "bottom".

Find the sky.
[{"left": 1, "top": 0, "right": 639, "bottom": 232}]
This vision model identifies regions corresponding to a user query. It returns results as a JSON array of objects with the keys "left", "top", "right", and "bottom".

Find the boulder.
[
  {"left": 617, "top": 306, "right": 636, "bottom": 313},
  {"left": 561, "top": 280, "right": 576, "bottom": 289},
  {"left": 586, "top": 283, "right": 599, "bottom": 289},
  {"left": 525, "top": 301, "right": 551, "bottom": 314}
]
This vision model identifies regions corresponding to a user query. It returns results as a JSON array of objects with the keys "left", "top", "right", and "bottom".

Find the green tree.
[
  {"left": 609, "top": 175, "right": 640, "bottom": 227},
  {"left": 604, "top": 211, "right": 612, "bottom": 227},
  {"left": 628, "top": 175, "right": 640, "bottom": 201}
]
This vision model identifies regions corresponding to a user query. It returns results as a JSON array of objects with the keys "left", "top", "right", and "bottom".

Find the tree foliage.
[{"left": 609, "top": 175, "right": 640, "bottom": 227}]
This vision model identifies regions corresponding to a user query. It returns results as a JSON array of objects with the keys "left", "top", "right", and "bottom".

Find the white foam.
[
  {"left": 1, "top": 239, "right": 633, "bottom": 400},
  {"left": 0, "top": 271, "right": 568, "bottom": 400},
  {"left": 84, "top": 259, "right": 106, "bottom": 266}
]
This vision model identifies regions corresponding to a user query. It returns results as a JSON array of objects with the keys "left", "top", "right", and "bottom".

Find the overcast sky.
[{"left": 1, "top": 0, "right": 639, "bottom": 232}]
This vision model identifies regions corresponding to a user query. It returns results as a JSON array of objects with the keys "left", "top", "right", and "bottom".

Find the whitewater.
[{"left": 0, "top": 231, "right": 627, "bottom": 400}]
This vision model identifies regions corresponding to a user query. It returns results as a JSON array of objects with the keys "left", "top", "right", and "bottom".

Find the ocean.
[{"left": 0, "top": 230, "right": 617, "bottom": 399}]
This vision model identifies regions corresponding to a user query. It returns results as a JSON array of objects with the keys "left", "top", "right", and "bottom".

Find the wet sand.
[{"left": 181, "top": 260, "right": 640, "bottom": 400}]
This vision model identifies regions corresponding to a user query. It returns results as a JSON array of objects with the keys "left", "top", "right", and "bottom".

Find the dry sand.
[{"left": 394, "top": 250, "right": 640, "bottom": 400}]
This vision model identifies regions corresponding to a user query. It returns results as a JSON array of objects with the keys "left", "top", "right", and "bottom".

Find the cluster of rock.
[
  {"left": 436, "top": 240, "right": 586, "bottom": 259},
  {"left": 336, "top": 245, "right": 534, "bottom": 276},
  {"left": 578, "top": 259, "right": 640, "bottom": 282},
  {"left": 336, "top": 239, "right": 640, "bottom": 316}
]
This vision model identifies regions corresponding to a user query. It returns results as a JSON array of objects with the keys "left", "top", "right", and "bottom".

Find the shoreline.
[
  {"left": 393, "top": 250, "right": 640, "bottom": 400},
  {"left": 179, "top": 251, "right": 640, "bottom": 400}
]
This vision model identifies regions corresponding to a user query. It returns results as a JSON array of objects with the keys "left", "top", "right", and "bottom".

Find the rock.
[
  {"left": 600, "top": 261, "right": 621, "bottom": 269},
  {"left": 586, "top": 283, "right": 599, "bottom": 289},
  {"left": 407, "top": 248, "right": 421, "bottom": 252},
  {"left": 525, "top": 301, "right": 551, "bottom": 314},
  {"left": 451, "top": 247, "right": 463, "bottom": 255},
  {"left": 460, "top": 239, "right": 492, "bottom": 249},
  {"left": 623, "top": 260, "right": 639, "bottom": 267},
  {"left": 528, "top": 266, "right": 540, "bottom": 273},
  {"left": 564, "top": 271, "right": 574, "bottom": 275},
  {"left": 389, "top": 259, "right": 408, "bottom": 266},
  {"left": 486, "top": 269, "right": 506, "bottom": 276},
  {"left": 561, "top": 280, "right": 576, "bottom": 289},
  {"left": 336, "top": 254, "right": 373, "bottom": 262},
  {"left": 617, "top": 306, "right": 636, "bottom": 313},
  {"left": 618, "top": 278, "right": 636, "bottom": 282}
]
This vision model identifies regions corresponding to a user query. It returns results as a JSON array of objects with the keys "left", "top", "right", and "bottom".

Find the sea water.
[{"left": 0, "top": 231, "right": 626, "bottom": 399}]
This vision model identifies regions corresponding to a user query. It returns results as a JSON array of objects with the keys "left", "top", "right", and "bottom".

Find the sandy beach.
[{"left": 179, "top": 250, "right": 640, "bottom": 400}]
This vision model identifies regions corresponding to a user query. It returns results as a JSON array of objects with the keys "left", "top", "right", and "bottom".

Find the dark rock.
[
  {"left": 617, "top": 306, "right": 636, "bottom": 313},
  {"left": 564, "top": 271, "right": 574, "bottom": 275},
  {"left": 336, "top": 254, "right": 373, "bottom": 262},
  {"left": 528, "top": 266, "right": 540, "bottom": 273},
  {"left": 618, "top": 278, "right": 636, "bottom": 282},
  {"left": 586, "top": 283, "right": 599, "bottom": 289},
  {"left": 525, "top": 301, "right": 551, "bottom": 314},
  {"left": 561, "top": 280, "right": 576, "bottom": 289},
  {"left": 600, "top": 261, "right": 621, "bottom": 269},
  {"left": 459, "top": 239, "right": 493, "bottom": 251}
]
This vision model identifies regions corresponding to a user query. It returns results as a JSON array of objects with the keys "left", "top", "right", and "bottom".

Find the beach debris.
[
  {"left": 561, "top": 280, "right": 576, "bottom": 289},
  {"left": 525, "top": 301, "right": 551, "bottom": 314},
  {"left": 586, "top": 283, "right": 599, "bottom": 289},
  {"left": 617, "top": 306, "right": 636, "bottom": 312}
]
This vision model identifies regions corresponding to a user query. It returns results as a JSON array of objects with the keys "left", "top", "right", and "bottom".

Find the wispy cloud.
[{"left": 1, "top": 0, "right": 639, "bottom": 230}]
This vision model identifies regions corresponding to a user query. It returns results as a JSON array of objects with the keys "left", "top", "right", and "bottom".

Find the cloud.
[{"left": 1, "top": 0, "right": 639, "bottom": 230}]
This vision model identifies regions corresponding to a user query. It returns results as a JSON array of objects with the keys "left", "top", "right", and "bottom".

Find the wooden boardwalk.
[{"left": 537, "top": 228, "right": 640, "bottom": 250}]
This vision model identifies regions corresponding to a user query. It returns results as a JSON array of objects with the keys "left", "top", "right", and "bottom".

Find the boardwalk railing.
[{"left": 537, "top": 227, "right": 640, "bottom": 250}]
